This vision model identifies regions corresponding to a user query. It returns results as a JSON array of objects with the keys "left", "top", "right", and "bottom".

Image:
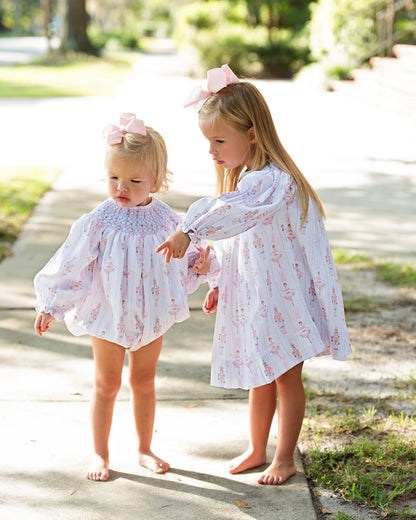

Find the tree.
[
  {"left": 58, "top": 0, "right": 96, "bottom": 54},
  {"left": 0, "top": 8, "right": 9, "bottom": 32}
]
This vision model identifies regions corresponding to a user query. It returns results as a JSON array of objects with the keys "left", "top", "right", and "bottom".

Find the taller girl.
[{"left": 157, "top": 65, "right": 351, "bottom": 485}]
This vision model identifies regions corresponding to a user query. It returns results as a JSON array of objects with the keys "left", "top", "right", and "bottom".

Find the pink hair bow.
[
  {"left": 102, "top": 112, "right": 147, "bottom": 145},
  {"left": 184, "top": 64, "right": 239, "bottom": 111}
]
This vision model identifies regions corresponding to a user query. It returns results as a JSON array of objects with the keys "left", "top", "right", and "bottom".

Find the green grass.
[
  {"left": 0, "top": 51, "right": 139, "bottom": 97},
  {"left": 342, "top": 295, "right": 382, "bottom": 313},
  {"left": 302, "top": 386, "right": 416, "bottom": 519},
  {"left": 333, "top": 249, "right": 416, "bottom": 288},
  {"left": 394, "top": 376, "right": 416, "bottom": 392},
  {"left": 0, "top": 166, "right": 61, "bottom": 260},
  {"left": 330, "top": 513, "right": 357, "bottom": 520},
  {"left": 332, "top": 249, "right": 373, "bottom": 265},
  {"left": 375, "top": 262, "right": 416, "bottom": 287},
  {"left": 309, "top": 436, "right": 416, "bottom": 511}
]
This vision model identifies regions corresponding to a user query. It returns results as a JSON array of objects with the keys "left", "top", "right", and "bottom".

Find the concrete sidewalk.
[
  {"left": 0, "top": 39, "right": 415, "bottom": 520},
  {"left": 0, "top": 42, "right": 318, "bottom": 520}
]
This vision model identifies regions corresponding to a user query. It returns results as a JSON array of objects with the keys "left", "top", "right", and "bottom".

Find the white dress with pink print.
[
  {"left": 34, "top": 197, "right": 217, "bottom": 351},
  {"left": 183, "top": 164, "right": 351, "bottom": 389}
]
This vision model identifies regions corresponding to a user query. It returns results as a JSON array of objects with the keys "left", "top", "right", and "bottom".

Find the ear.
[{"left": 247, "top": 127, "right": 256, "bottom": 143}]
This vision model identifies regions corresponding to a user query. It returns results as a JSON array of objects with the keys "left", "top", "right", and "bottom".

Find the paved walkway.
[
  {"left": 0, "top": 39, "right": 415, "bottom": 520},
  {"left": 0, "top": 36, "right": 59, "bottom": 65}
]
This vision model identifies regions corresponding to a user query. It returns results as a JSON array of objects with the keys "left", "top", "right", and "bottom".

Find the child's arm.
[
  {"left": 203, "top": 287, "right": 219, "bottom": 314},
  {"left": 191, "top": 246, "right": 211, "bottom": 275},
  {"left": 34, "top": 213, "right": 101, "bottom": 320},
  {"left": 156, "top": 229, "right": 191, "bottom": 263},
  {"left": 180, "top": 170, "right": 295, "bottom": 244},
  {"left": 34, "top": 311, "right": 55, "bottom": 337}
]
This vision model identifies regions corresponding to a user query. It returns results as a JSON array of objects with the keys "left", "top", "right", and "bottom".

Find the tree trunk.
[
  {"left": 14, "top": 0, "right": 22, "bottom": 33},
  {"left": 42, "top": 0, "right": 51, "bottom": 53},
  {"left": 59, "top": 0, "right": 96, "bottom": 55},
  {"left": 0, "top": 9, "right": 9, "bottom": 33}
]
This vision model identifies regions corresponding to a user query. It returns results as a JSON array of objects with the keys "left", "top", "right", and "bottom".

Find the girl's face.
[
  {"left": 199, "top": 118, "right": 255, "bottom": 170},
  {"left": 106, "top": 153, "right": 155, "bottom": 208}
]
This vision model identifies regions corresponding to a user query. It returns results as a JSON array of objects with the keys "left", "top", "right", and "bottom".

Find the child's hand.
[
  {"left": 156, "top": 230, "right": 191, "bottom": 263},
  {"left": 34, "top": 312, "right": 55, "bottom": 336},
  {"left": 203, "top": 287, "right": 219, "bottom": 314},
  {"left": 192, "top": 246, "right": 211, "bottom": 275}
]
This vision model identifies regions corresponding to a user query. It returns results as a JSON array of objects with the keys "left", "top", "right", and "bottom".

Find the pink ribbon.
[
  {"left": 102, "top": 112, "right": 147, "bottom": 145},
  {"left": 184, "top": 64, "right": 239, "bottom": 111}
]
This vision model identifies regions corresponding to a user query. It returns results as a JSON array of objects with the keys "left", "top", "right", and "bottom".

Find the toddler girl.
[
  {"left": 157, "top": 66, "right": 351, "bottom": 485},
  {"left": 34, "top": 113, "right": 217, "bottom": 481}
]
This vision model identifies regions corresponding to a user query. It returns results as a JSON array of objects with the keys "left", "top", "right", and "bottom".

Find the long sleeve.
[
  {"left": 34, "top": 214, "right": 102, "bottom": 320},
  {"left": 182, "top": 166, "right": 296, "bottom": 241}
]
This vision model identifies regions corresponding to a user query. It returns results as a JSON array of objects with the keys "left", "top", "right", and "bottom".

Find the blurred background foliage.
[{"left": 1, "top": 0, "right": 415, "bottom": 81}]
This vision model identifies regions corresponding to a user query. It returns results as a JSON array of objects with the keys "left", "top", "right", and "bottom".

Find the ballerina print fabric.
[
  {"left": 35, "top": 198, "right": 217, "bottom": 351},
  {"left": 183, "top": 164, "right": 351, "bottom": 389}
]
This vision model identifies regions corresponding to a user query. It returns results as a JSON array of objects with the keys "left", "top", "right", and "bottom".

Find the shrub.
[
  {"left": 175, "top": 0, "right": 311, "bottom": 78},
  {"left": 176, "top": 0, "right": 246, "bottom": 31},
  {"left": 88, "top": 28, "right": 141, "bottom": 51},
  {"left": 255, "top": 28, "right": 311, "bottom": 78},
  {"left": 191, "top": 24, "right": 263, "bottom": 77},
  {"left": 310, "top": 0, "right": 416, "bottom": 70},
  {"left": 191, "top": 23, "right": 309, "bottom": 78}
]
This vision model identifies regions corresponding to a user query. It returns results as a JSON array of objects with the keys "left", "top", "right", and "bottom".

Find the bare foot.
[
  {"left": 138, "top": 450, "right": 170, "bottom": 474},
  {"left": 86, "top": 454, "right": 110, "bottom": 481},
  {"left": 257, "top": 460, "right": 297, "bottom": 485},
  {"left": 227, "top": 450, "right": 266, "bottom": 474}
]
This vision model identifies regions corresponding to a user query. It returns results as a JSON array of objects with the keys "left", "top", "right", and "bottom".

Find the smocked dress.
[
  {"left": 34, "top": 197, "right": 218, "bottom": 351},
  {"left": 182, "top": 164, "right": 352, "bottom": 389}
]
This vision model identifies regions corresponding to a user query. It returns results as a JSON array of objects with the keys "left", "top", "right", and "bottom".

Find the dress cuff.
[{"left": 184, "top": 228, "right": 201, "bottom": 247}]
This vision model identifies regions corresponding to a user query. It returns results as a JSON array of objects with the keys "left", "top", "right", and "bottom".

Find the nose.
[{"left": 117, "top": 180, "right": 128, "bottom": 192}]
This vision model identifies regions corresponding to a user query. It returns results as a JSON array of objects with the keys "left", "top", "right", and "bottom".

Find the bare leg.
[
  {"left": 227, "top": 381, "right": 277, "bottom": 474},
  {"left": 87, "top": 337, "right": 125, "bottom": 481},
  {"left": 258, "top": 362, "right": 305, "bottom": 485},
  {"left": 128, "top": 336, "right": 169, "bottom": 474}
]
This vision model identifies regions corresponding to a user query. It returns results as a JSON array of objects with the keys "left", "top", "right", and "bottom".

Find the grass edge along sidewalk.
[{"left": 0, "top": 166, "right": 61, "bottom": 260}]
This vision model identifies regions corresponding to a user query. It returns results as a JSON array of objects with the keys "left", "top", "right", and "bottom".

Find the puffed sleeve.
[
  {"left": 34, "top": 214, "right": 102, "bottom": 320},
  {"left": 182, "top": 167, "right": 296, "bottom": 240}
]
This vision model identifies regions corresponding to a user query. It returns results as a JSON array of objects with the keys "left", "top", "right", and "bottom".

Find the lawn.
[
  {"left": 301, "top": 250, "right": 416, "bottom": 519},
  {"left": 0, "top": 51, "right": 139, "bottom": 97},
  {"left": 0, "top": 166, "right": 61, "bottom": 260}
]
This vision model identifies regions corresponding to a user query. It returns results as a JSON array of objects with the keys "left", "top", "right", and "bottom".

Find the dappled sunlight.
[
  {"left": 0, "top": 467, "right": 260, "bottom": 520},
  {"left": 319, "top": 171, "right": 416, "bottom": 259},
  {"left": 1, "top": 27, "right": 415, "bottom": 520}
]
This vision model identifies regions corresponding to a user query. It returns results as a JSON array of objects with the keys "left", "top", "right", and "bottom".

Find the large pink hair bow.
[
  {"left": 184, "top": 64, "right": 239, "bottom": 111},
  {"left": 102, "top": 112, "right": 147, "bottom": 145}
]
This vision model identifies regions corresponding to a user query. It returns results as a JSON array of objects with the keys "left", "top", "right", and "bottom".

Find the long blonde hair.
[
  {"left": 105, "top": 126, "right": 172, "bottom": 194},
  {"left": 199, "top": 82, "right": 324, "bottom": 224}
]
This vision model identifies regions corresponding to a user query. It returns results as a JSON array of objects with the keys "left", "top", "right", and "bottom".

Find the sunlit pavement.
[{"left": 0, "top": 36, "right": 60, "bottom": 65}]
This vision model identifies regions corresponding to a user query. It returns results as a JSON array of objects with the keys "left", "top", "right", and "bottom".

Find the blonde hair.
[
  {"left": 105, "top": 126, "right": 171, "bottom": 193},
  {"left": 199, "top": 82, "right": 325, "bottom": 224}
]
